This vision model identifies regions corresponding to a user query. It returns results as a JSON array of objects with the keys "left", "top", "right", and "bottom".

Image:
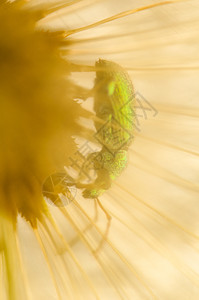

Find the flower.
[{"left": 0, "top": 0, "right": 199, "bottom": 299}]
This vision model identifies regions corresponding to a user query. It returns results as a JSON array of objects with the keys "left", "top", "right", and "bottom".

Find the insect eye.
[{"left": 107, "top": 81, "right": 116, "bottom": 96}]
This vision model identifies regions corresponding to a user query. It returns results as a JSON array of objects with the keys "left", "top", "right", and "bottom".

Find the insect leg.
[
  {"left": 42, "top": 172, "right": 76, "bottom": 207},
  {"left": 73, "top": 85, "right": 93, "bottom": 101},
  {"left": 94, "top": 197, "right": 112, "bottom": 253}
]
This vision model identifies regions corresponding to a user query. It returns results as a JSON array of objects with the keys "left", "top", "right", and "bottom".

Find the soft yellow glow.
[{"left": 0, "top": 0, "right": 199, "bottom": 299}]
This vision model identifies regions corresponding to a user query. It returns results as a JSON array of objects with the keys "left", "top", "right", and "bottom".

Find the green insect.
[
  {"left": 43, "top": 59, "right": 134, "bottom": 202},
  {"left": 42, "top": 59, "right": 135, "bottom": 250},
  {"left": 76, "top": 59, "right": 135, "bottom": 199}
]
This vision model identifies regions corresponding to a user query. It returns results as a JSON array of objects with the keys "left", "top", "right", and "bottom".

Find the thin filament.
[{"left": 64, "top": 1, "right": 188, "bottom": 37}]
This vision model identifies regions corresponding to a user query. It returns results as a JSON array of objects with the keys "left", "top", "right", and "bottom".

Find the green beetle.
[{"left": 79, "top": 59, "right": 135, "bottom": 198}]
